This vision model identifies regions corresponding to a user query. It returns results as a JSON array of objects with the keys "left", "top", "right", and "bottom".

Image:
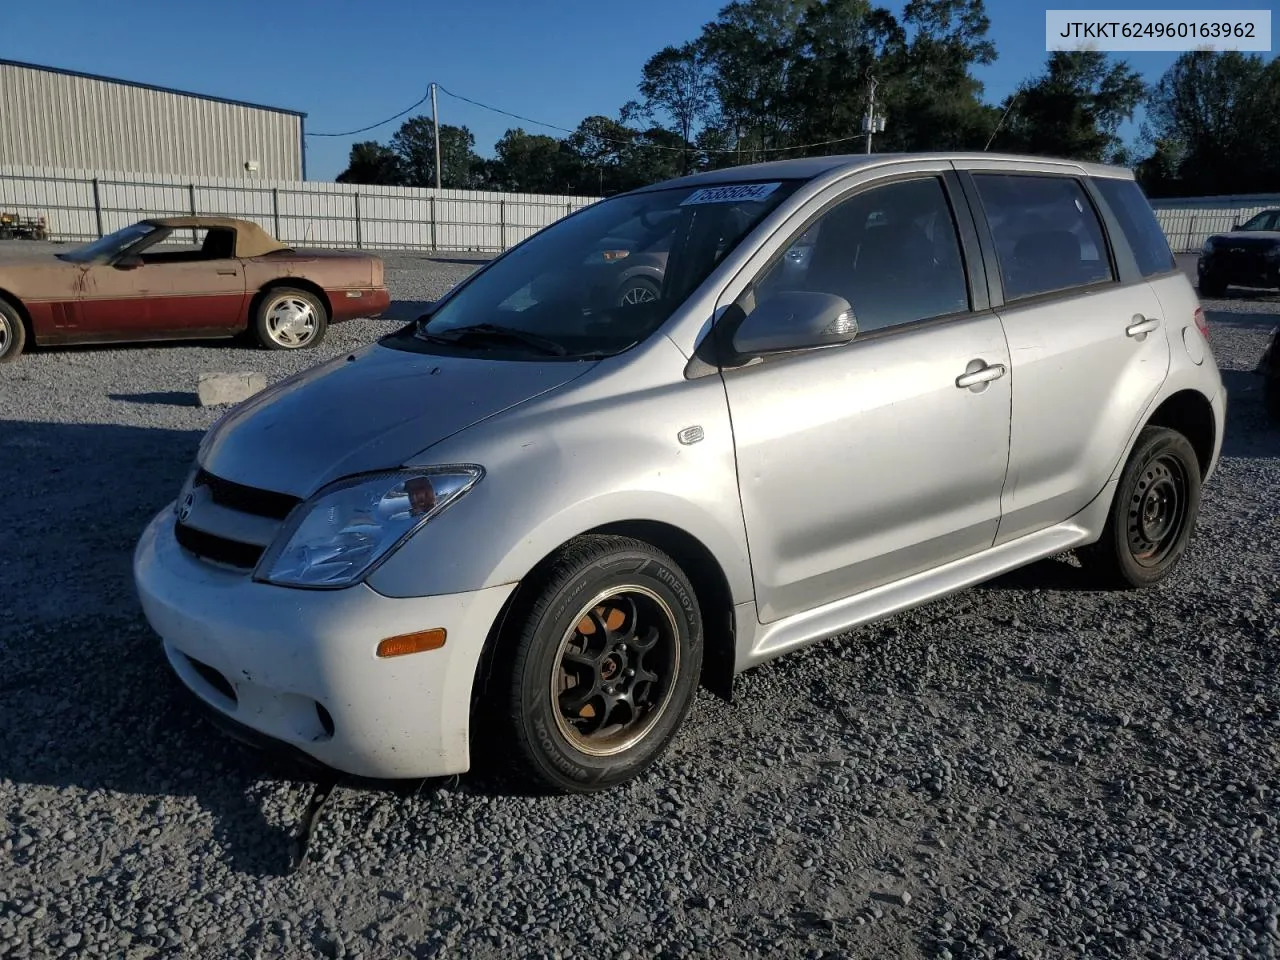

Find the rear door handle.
[
  {"left": 955, "top": 361, "right": 1007, "bottom": 390},
  {"left": 1126, "top": 315, "right": 1161, "bottom": 338}
]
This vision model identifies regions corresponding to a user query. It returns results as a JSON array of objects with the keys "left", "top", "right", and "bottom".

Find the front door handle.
[
  {"left": 1126, "top": 315, "right": 1161, "bottom": 339},
  {"left": 955, "top": 361, "right": 1007, "bottom": 390},
  {"left": 216, "top": 269, "right": 238, "bottom": 276}
]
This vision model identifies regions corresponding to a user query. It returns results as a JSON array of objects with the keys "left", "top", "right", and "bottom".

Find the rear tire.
[
  {"left": 494, "top": 535, "right": 702, "bottom": 793},
  {"left": 0, "top": 300, "right": 27, "bottom": 363},
  {"left": 1081, "top": 426, "right": 1202, "bottom": 589},
  {"left": 253, "top": 287, "right": 328, "bottom": 350}
]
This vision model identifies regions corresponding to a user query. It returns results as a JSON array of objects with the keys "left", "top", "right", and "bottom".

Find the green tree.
[
  {"left": 637, "top": 42, "right": 716, "bottom": 173},
  {"left": 1143, "top": 51, "right": 1280, "bottom": 195},
  {"left": 389, "top": 117, "right": 484, "bottom": 189},
  {"left": 992, "top": 51, "right": 1145, "bottom": 162},
  {"left": 486, "top": 128, "right": 585, "bottom": 194},
  {"left": 335, "top": 141, "right": 405, "bottom": 185},
  {"left": 882, "top": 0, "right": 998, "bottom": 151}
]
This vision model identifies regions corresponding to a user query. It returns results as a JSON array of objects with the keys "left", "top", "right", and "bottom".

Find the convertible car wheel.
[
  {"left": 0, "top": 300, "right": 27, "bottom": 363},
  {"left": 254, "top": 288, "right": 329, "bottom": 350}
]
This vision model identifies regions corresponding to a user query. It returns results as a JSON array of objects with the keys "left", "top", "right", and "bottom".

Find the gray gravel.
[{"left": 1, "top": 246, "right": 1279, "bottom": 960}]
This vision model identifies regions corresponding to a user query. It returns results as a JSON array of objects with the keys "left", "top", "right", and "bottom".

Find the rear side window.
[
  {"left": 974, "top": 174, "right": 1114, "bottom": 302},
  {"left": 1092, "top": 177, "right": 1177, "bottom": 277}
]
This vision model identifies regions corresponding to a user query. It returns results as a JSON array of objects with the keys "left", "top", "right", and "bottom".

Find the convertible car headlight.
[{"left": 256, "top": 466, "right": 484, "bottom": 588}]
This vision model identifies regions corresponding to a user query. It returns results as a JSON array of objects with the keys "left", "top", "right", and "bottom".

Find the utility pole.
[
  {"left": 430, "top": 82, "right": 442, "bottom": 190},
  {"left": 862, "top": 73, "right": 886, "bottom": 154}
]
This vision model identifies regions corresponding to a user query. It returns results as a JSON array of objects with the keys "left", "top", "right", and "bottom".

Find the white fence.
[
  {"left": 2, "top": 164, "right": 1276, "bottom": 256},
  {"left": 0, "top": 164, "right": 602, "bottom": 253},
  {"left": 1151, "top": 195, "right": 1280, "bottom": 253}
]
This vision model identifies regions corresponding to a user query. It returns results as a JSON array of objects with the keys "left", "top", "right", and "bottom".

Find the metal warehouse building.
[{"left": 0, "top": 59, "right": 306, "bottom": 180}]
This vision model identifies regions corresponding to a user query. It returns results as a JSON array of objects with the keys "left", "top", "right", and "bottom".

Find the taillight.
[{"left": 1193, "top": 307, "right": 1209, "bottom": 341}]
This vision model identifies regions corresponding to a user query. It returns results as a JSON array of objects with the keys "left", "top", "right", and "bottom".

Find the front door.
[
  {"left": 77, "top": 228, "right": 247, "bottom": 339},
  {"left": 718, "top": 174, "right": 1014, "bottom": 624},
  {"left": 957, "top": 170, "right": 1171, "bottom": 544}
]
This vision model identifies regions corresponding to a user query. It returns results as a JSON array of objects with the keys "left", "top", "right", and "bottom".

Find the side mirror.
[
  {"left": 731, "top": 290, "right": 858, "bottom": 357},
  {"left": 114, "top": 255, "right": 142, "bottom": 270},
  {"left": 1231, "top": 223, "right": 1241, "bottom": 231}
]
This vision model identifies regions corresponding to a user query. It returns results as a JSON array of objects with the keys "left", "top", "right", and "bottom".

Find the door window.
[
  {"left": 140, "top": 228, "right": 238, "bottom": 264},
  {"left": 973, "top": 174, "right": 1114, "bottom": 301},
  {"left": 752, "top": 177, "right": 971, "bottom": 334},
  {"left": 1091, "top": 177, "right": 1176, "bottom": 278}
]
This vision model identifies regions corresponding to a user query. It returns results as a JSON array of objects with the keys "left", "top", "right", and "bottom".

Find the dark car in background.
[{"left": 1197, "top": 209, "right": 1280, "bottom": 297}]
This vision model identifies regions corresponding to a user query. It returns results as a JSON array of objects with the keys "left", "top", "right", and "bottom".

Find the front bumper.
[
  {"left": 133, "top": 505, "right": 516, "bottom": 779},
  {"left": 330, "top": 286, "right": 392, "bottom": 322}
]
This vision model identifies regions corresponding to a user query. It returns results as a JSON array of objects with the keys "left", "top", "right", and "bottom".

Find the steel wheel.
[
  {"left": 1082, "top": 425, "right": 1202, "bottom": 589},
  {"left": 265, "top": 296, "right": 318, "bottom": 347},
  {"left": 1126, "top": 454, "right": 1190, "bottom": 567},
  {"left": 551, "top": 585, "right": 680, "bottom": 757}
]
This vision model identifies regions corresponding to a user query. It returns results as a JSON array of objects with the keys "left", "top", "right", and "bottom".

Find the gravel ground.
[{"left": 1, "top": 244, "right": 1278, "bottom": 960}]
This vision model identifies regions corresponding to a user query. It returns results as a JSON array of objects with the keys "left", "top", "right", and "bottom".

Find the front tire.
[
  {"left": 253, "top": 287, "right": 328, "bottom": 350},
  {"left": 498, "top": 535, "right": 702, "bottom": 793},
  {"left": 1081, "top": 426, "right": 1202, "bottom": 589},
  {"left": 0, "top": 300, "right": 27, "bottom": 363}
]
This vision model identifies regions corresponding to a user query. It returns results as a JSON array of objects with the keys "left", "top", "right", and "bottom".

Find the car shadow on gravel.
[{"left": 0, "top": 419, "right": 326, "bottom": 877}]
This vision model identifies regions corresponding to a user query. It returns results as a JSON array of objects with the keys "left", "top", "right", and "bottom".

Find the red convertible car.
[{"left": 0, "top": 216, "right": 390, "bottom": 362}]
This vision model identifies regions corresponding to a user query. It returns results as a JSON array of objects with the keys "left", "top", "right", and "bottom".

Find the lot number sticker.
[{"left": 681, "top": 183, "right": 782, "bottom": 206}]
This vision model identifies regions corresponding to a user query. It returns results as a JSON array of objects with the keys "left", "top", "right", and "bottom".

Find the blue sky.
[{"left": 3, "top": 0, "right": 1274, "bottom": 180}]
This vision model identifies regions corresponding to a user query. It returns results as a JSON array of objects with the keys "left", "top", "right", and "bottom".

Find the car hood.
[
  {"left": 1209, "top": 230, "right": 1280, "bottom": 244},
  {"left": 199, "top": 341, "right": 595, "bottom": 498}
]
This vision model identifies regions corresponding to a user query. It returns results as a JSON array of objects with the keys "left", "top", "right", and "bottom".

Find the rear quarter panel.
[{"left": 242, "top": 250, "right": 387, "bottom": 322}]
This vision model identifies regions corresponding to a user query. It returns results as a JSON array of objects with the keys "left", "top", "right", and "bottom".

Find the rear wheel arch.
[
  {"left": 252, "top": 277, "right": 332, "bottom": 321},
  {"left": 1144, "top": 389, "right": 1216, "bottom": 477}
]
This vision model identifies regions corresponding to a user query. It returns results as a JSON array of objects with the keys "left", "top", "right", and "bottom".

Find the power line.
[
  {"left": 306, "top": 88, "right": 434, "bottom": 137},
  {"left": 311, "top": 80, "right": 872, "bottom": 155}
]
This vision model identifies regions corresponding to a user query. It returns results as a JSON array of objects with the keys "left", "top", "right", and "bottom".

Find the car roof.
[
  {"left": 631, "top": 152, "right": 1133, "bottom": 193},
  {"left": 143, "top": 216, "right": 290, "bottom": 258}
]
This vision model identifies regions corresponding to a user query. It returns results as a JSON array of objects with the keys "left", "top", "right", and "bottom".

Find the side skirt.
[{"left": 733, "top": 477, "right": 1117, "bottom": 674}]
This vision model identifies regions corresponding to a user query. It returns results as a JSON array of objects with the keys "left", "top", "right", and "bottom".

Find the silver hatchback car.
[{"left": 134, "top": 153, "right": 1225, "bottom": 793}]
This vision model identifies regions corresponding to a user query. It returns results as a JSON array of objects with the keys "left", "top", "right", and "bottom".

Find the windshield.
[
  {"left": 404, "top": 180, "right": 802, "bottom": 359},
  {"left": 1239, "top": 211, "right": 1280, "bottom": 232},
  {"left": 57, "top": 222, "right": 157, "bottom": 263}
]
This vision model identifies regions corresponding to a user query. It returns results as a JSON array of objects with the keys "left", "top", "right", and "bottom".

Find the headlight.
[
  {"left": 256, "top": 466, "right": 483, "bottom": 588},
  {"left": 1201, "top": 238, "right": 1218, "bottom": 254}
]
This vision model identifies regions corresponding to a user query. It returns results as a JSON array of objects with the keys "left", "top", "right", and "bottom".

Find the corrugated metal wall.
[
  {"left": 0, "top": 164, "right": 600, "bottom": 253},
  {"left": 0, "top": 62, "right": 302, "bottom": 180}
]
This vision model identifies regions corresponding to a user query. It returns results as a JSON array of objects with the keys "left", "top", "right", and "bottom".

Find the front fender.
[{"left": 365, "top": 346, "right": 754, "bottom": 604}]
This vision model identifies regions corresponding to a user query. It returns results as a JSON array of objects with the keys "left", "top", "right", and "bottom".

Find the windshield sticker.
[{"left": 681, "top": 182, "right": 782, "bottom": 206}]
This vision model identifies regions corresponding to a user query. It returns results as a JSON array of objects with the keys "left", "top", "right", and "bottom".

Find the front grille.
[
  {"left": 196, "top": 469, "right": 300, "bottom": 520},
  {"left": 175, "top": 522, "right": 265, "bottom": 569}
]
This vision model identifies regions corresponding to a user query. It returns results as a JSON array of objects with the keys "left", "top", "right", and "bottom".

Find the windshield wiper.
[{"left": 417, "top": 322, "right": 569, "bottom": 356}]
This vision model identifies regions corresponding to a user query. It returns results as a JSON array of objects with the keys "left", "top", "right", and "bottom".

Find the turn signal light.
[{"left": 376, "top": 628, "right": 446, "bottom": 658}]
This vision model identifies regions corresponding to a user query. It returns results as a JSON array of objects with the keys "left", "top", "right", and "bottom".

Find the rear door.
[{"left": 954, "top": 164, "right": 1170, "bottom": 545}]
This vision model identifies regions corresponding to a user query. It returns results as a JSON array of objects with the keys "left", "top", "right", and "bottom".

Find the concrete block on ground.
[{"left": 197, "top": 371, "right": 267, "bottom": 407}]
